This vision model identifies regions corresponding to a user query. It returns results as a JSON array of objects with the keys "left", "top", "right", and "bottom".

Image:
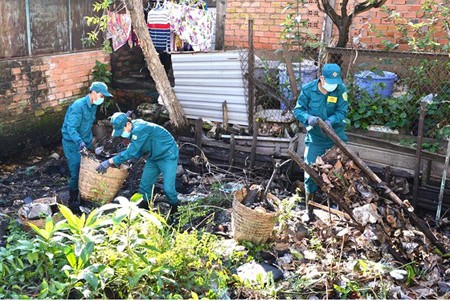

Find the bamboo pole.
[{"left": 436, "top": 138, "right": 450, "bottom": 224}]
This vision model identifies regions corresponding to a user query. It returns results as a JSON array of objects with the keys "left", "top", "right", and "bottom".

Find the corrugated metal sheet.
[{"left": 171, "top": 51, "right": 248, "bottom": 125}]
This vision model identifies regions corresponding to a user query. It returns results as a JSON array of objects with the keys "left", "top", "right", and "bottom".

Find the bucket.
[
  {"left": 354, "top": 70, "right": 397, "bottom": 98},
  {"left": 79, "top": 155, "right": 129, "bottom": 204},
  {"left": 231, "top": 188, "right": 280, "bottom": 244},
  {"left": 278, "top": 62, "right": 318, "bottom": 109}
]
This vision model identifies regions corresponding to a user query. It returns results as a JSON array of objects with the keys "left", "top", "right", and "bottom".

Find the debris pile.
[
  {"left": 308, "top": 146, "right": 450, "bottom": 264},
  {"left": 241, "top": 185, "right": 277, "bottom": 213}
]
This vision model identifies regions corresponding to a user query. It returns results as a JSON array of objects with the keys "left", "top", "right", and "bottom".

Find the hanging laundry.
[
  {"left": 105, "top": 10, "right": 132, "bottom": 51},
  {"left": 166, "top": 2, "right": 214, "bottom": 52},
  {"left": 147, "top": 3, "right": 171, "bottom": 53}
]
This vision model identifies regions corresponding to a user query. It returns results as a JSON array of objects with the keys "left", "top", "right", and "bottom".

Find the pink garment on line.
[{"left": 106, "top": 11, "right": 132, "bottom": 51}]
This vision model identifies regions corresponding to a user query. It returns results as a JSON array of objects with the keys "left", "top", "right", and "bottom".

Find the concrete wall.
[{"left": 0, "top": 50, "right": 109, "bottom": 157}]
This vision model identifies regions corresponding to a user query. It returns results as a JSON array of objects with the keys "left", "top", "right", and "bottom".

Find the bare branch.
[{"left": 353, "top": 0, "right": 388, "bottom": 16}]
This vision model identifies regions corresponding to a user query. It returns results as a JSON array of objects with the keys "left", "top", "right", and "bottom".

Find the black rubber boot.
[
  {"left": 68, "top": 189, "right": 81, "bottom": 213},
  {"left": 168, "top": 204, "right": 179, "bottom": 226},
  {"left": 169, "top": 204, "right": 178, "bottom": 216}
]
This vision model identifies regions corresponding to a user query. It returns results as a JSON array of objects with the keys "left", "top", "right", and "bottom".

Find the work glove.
[
  {"left": 96, "top": 160, "right": 111, "bottom": 174},
  {"left": 79, "top": 141, "right": 87, "bottom": 152},
  {"left": 307, "top": 116, "right": 319, "bottom": 126},
  {"left": 95, "top": 146, "right": 104, "bottom": 155},
  {"left": 325, "top": 119, "right": 332, "bottom": 127},
  {"left": 126, "top": 110, "right": 133, "bottom": 117}
]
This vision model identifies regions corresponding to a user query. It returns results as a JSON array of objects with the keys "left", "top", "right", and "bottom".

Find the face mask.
[
  {"left": 322, "top": 81, "right": 338, "bottom": 92},
  {"left": 94, "top": 98, "right": 104, "bottom": 105},
  {"left": 121, "top": 131, "right": 131, "bottom": 139}
]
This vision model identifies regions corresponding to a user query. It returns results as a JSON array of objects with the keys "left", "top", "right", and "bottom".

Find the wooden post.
[
  {"left": 315, "top": 118, "right": 447, "bottom": 254},
  {"left": 247, "top": 19, "right": 255, "bottom": 130},
  {"left": 195, "top": 118, "right": 203, "bottom": 156},
  {"left": 413, "top": 101, "right": 427, "bottom": 207},
  {"left": 250, "top": 120, "right": 259, "bottom": 169},
  {"left": 214, "top": 0, "right": 226, "bottom": 50},
  {"left": 222, "top": 100, "right": 229, "bottom": 133},
  {"left": 229, "top": 134, "right": 235, "bottom": 167},
  {"left": 281, "top": 43, "right": 299, "bottom": 103}
]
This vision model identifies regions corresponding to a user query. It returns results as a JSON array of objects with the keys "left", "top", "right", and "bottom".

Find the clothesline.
[{"left": 105, "top": 0, "right": 213, "bottom": 53}]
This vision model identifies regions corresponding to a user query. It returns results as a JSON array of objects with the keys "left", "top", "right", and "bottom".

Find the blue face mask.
[
  {"left": 94, "top": 98, "right": 104, "bottom": 106},
  {"left": 121, "top": 131, "right": 131, "bottom": 139}
]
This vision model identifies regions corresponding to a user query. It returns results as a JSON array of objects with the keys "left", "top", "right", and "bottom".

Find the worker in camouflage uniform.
[
  {"left": 96, "top": 112, "right": 179, "bottom": 215},
  {"left": 61, "top": 82, "right": 112, "bottom": 212},
  {"left": 293, "top": 63, "right": 349, "bottom": 208}
]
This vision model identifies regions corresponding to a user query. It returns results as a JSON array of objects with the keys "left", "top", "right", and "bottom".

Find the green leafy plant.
[
  {"left": 0, "top": 199, "right": 231, "bottom": 299},
  {"left": 347, "top": 82, "right": 413, "bottom": 132},
  {"left": 92, "top": 60, "right": 112, "bottom": 84}
]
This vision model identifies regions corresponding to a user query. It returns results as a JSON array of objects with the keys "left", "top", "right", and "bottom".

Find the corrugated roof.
[{"left": 171, "top": 51, "right": 248, "bottom": 125}]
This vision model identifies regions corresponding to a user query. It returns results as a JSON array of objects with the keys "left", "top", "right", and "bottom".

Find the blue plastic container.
[
  {"left": 278, "top": 63, "right": 318, "bottom": 109},
  {"left": 354, "top": 70, "right": 398, "bottom": 98}
]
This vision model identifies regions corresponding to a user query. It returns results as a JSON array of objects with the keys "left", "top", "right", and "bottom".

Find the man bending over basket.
[{"left": 96, "top": 112, "right": 180, "bottom": 216}]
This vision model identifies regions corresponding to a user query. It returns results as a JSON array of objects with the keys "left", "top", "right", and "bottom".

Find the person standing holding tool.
[
  {"left": 293, "top": 63, "right": 349, "bottom": 211},
  {"left": 61, "top": 81, "right": 113, "bottom": 212},
  {"left": 96, "top": 112, "right": 180, "bottom": 216}
]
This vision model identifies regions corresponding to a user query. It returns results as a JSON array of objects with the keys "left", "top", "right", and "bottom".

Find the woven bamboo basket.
[
  {"left": 18, "top": 196, "right": 61, "bottom": 231},
  {"left": 231, "top": 188, "right": 280, "bottom": 244},
  {"left": 79, "top": 155, "right": 129, "bottom": 204}
]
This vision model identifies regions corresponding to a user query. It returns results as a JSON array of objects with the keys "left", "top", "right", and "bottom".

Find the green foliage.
[
  {"left": 347, "top": 82, "right": 413, "bottom": 131},
  {"left": 382, "top": 0, "right": 450, "bottom": 53},
  {"left": 83, "top": 0, "right": 113, "bottom": 53},
  {"left": 280, "top": 1, "right": 321, "bottom": 49},
  {"left": 0, "top": 199, "right": 231, "bottom": 299},
  {"left": 92, "top": 60, "right": 112, "bottom": 84}
]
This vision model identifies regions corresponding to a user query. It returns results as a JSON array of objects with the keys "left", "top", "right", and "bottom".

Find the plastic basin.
[{"left": 355, "top": 70, "right": 398, "bottom": 98}]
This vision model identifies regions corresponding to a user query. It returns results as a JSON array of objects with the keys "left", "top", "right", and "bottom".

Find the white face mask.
[
  {"left": 93, "top": 98, "right": 104, "bottom": 105},
  {"left": 322, "top": 81, "right": 338, "bottom": 92}
]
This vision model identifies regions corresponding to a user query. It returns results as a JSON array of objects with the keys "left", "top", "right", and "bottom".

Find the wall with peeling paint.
[{"left": 0, "top": 50, "right": 109, "bottom": 157}]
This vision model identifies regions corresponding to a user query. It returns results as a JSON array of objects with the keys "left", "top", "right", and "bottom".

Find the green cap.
[
  {"left": 322, "top": 63, "right": 343, "bottom": 84},
  {"left": 110, "top": 112, "right": 128, "bottom": 137}
]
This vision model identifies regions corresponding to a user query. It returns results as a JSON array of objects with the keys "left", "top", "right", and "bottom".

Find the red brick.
[{"left": 11, "top": 68, "right": 21, "bottom": 75}]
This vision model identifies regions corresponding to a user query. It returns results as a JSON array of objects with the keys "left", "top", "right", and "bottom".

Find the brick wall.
[
  {"left": 224, "top": 0, "right": 447, "bottom": 51},
  {"left": 0, "top": 50, "right": 109, "bottom": 157}
]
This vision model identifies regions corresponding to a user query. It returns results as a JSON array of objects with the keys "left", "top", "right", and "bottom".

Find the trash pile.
[
  {"left": 307, "top": 145, "right": 450, "bottom": 265},
  {"left": 240, "top": 184, "right": 277, "bottom": 213}
]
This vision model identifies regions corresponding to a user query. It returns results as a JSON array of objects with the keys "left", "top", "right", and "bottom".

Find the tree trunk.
[{"left": 125, "top": 0, "right": 189, "bottom": 130}]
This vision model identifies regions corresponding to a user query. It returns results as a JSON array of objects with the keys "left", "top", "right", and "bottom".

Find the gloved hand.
[
  {"left": 79, "top": 141, "right": 87, "bottom": 152},
  {"left": 325, "top": 119, "right": 332, "bottom": 127},
  {"left": 95, "top": 146, "right": 104, "bottom": 155},
  {"left": 96, "top": 160, "right": 111, "bottom": 174},
  {"left": 307, "top": 116, "right": 319, "bottom": 126},
  {"left": 126, "top": 110, "right": 133, "bottom": 117}
]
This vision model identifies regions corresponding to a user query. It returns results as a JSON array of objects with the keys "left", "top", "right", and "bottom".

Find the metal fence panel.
[{"left": 171, "top": 51, "right": 249, "bottom": 125}]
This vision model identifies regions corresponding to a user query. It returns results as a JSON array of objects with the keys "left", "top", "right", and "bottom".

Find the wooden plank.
[
  {"left": 0, "top": 2, "right": 27, "bottom": 58},
  {"left": 214, "top": 0, "right": 226, "bottom": 50}
]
